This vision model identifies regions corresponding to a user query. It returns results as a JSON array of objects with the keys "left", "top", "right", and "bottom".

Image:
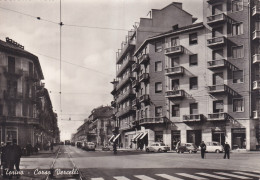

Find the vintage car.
[
  {"left": 205, "top": 141, "right": 224, "bottom": 153},
  {"left": 146, "top": 142, "right": 170, "bottom": 152},
  {"left": 177, "top": 143, "right": 198, "bottom": 153},
  {"left": 82, "top": 142, "right": 95, "bottom": 151}
]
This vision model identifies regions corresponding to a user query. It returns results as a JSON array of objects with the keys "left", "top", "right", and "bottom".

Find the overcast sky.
[{"left": 0, "top": 0, "right": 203, "bottom": 141}]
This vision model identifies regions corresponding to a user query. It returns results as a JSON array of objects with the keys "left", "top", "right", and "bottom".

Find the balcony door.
[
  {"left": 171, "top": 57, "right": 180, "bottom": 67},
  {"left": 8, "top": 57, "right": 15, "bottom": 73},
  {"left": 212, "top": 4, "right": 222, "bottom": 15},
  {"left": 213, "top": 49, "right": 223, "bottom": 60},
  {"left": 213, "top": 100, "right": 224, "bottom": 113},
  {"left": 190, "top": 103, "right": 198, "bottom": 115},
  {"left": 212, "top": 27, "right": 223, "bottom": 38},
  {"left": 213, "top": 72, "right": 224, "bottom": 85},
  {"left": 170, "top": 37, "right": 179, "bottom": 47},
  {"left": 171, "top": 79, "right": 179, "bottom": 90}
]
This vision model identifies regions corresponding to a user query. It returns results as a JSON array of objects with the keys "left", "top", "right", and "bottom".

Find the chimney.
[
  {"left": 172, "top": 24, "right": 179, "bottom": 31},
  {"left": 172, "top": 2, "right": 182, "bottom": 9}
]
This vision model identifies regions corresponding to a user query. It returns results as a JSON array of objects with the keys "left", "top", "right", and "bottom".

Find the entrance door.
[
  {"left": 232, "top": 128, "right": 246, "bottom": 149},
  {"left": 212, "top": 131, "right": 225, "bottom": 146},
  {"left": 171, "top": 130, "right": 180, "bottom": 150},
  {"left": 213, "top": 73, "right": 224, "bottom": 85},
  {"left": 187, "top": 130, "right": 202, "bottom": 147},
  {"left": 171, "top": 79, "right": 179, "bottom": 90}
]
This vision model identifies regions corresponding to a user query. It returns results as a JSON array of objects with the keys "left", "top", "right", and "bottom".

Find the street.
[{"left": 17, "top": 145, "right": 260, "bottom": 180}]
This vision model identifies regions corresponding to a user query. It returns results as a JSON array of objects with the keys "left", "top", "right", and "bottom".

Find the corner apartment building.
[
  {"left": 0, "top": 37, "right": 59, "bottom": 148},
  {"left": 112, "top": 1, "right": 260, "bottom": 150}
]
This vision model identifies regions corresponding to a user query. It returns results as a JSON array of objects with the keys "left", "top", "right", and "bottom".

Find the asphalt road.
[{"left": 17, "top": 145, "right": 260, "bottom": 180}]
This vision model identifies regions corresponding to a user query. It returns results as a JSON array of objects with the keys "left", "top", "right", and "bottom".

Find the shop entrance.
[
  {"left": 212, "top": 131, "right": 225, "bottom": 146},
  {"left": 171, "top": 130, "right": 180, "bottom": 150},
  {"left": 232, "top": 128, "right": 246, "bottom": 149},
  {"left": 187, "top": 130, "right": 201, "bottom": 147}
]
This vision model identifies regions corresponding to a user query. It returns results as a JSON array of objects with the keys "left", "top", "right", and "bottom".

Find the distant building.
[{"left": 0, "top": 37, "right": 59, "bottom": 148}]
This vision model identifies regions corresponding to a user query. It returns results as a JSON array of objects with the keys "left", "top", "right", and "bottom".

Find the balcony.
[
  {"left": 132, "top": 79, "right": 140, "bottom": 88},
  {"left": 24, "top": 72, "right": 38, "bottom": 82},
  {"left": 116, "top": 73, "right": 135, "bottom": 90},
  {"left": 116, "top": 38, "right": 136, "bottom": 64},
  {"left": 139, "top": 73, "right": 149, "bottom": 82},
  {"left": 111, "top": 100, "right": 116, "bottom": 108},
  {"left": 116, "top": 57, "right": 135, "bottom": 77},
  {"left": 207, "top": 36, "right": 226, "bottom": 48},
  {"left": 253, "top": 30, "right": 260, "bottom": 40},
  {"left": 208, "top": 112, "right": 230, "bottom": 121},
  {"left": 253, "top": 80, "right": 260, "bottom": 90},
  {"left": 139, "top": 117, "right": 165, "bottom": 125},
  {"left": 3, "top": 67, "right": 23, "bottom": 79},
  {"left": 3, "top": 90, "right": 23, "bottom": 101},
  {"left": 207, "top": 0, "right": 225, "bottom": 4},
  {"left": 117, "top": 106, "right": 135, "bottom": 118},
  {"left": 165, "top": 66, "right": 184, "bottom": 76},
  {"left": 139, "top": 94, "right": 149, "bottom": 103},
  {"left": 183, "top": 114, "right": 204, "bottom": 122},
  {"left": 116, "top": 89, "right": 135, "bottom": 104},
  {"left": 165, "top": 90, "right": 185, "bottom": 99},
  {"left": 253, "top": 110, "right": 259, "bottom": 119},
  {"left": 132, "top": 99, "right": 137, "bottom": 107},
  {"left": 252, "top": 5, "right": 260, "bottom": 16},
  {"left": 164, "top": 46, "right": 184, "bottom": 56},
  {"left": 207, "top": 59, "right": 228, "bottom": 70},
  {"left": 132, "top": 63, "right": 140, "bottom": 72},
  {"left": 139, "top": 54, "right": 150, "bottom": 65},
  {"left": 253, "top": 54, "right": 260, "bottom": 64},
  {"left": 207, "top": 13, "right": 226, "bottom": 27},
  {"left": 208, "top": 84, "right": 237, "bottom": 96}
]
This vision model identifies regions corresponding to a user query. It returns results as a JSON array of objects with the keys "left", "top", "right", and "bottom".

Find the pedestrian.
[
  {"left": 223, "top": 142, "right": 230, "bottom": 159},
  {"left": 1, "top": 142, "right": 11, "bottom": 178},
  {"left": 176, "top": 140, "right": 181, "bottom": 153},
  {"left": 113, "top": 142, "right": 117, "bottom": 155},
  {"left": 9, "top": 139, "right": 22, "bottom": 178},
  {"left": 199, "top": 141, "right": 206, "bottom": 159}
]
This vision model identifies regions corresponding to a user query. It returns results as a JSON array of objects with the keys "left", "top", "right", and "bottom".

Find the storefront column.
[
  {"left": 181, "top": 130, "right": 186, "bottom": 144},
  {"left": 163, "top": 129, "right": 171, "bottom": 148},
  {"left": 249, "top": 120, "right": 257, "bottom": 150}
]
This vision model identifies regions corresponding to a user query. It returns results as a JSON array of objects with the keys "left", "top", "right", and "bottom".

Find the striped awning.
[
  {"left": 113, "top": 134, "right": 120, "bottom": 142},
  {"left": 108, "top": 135, "right": 115, "bottom": 142},
  {"left": 139, "top": 132, "right": 148, "bottom": 140},
  {"left": 133, "top": 133, "right": 143, "bottom": 142}
]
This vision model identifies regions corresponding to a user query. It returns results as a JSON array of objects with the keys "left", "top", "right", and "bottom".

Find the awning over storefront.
[
  {"left": 132, "top": 133, "right": 143, "bottom": 142},
  {"left": 139, "top": 132, "right": 148, "bottom": 140},
  {"left": 108, "top": 135, "right": 115, "bottom": 142},
  {"left": 113, "top": 134, "right": 120, "bottom": 142}
]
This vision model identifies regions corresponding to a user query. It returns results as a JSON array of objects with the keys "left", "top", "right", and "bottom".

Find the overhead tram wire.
[{"left": 59, "top": 0, "right": 63, "bottom": 114}]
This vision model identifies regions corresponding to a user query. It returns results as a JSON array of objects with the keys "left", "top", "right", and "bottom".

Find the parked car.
[
  {"left": 205, "top": 141, "right": 223, "bottom": 153},
  {"left": 76, "top": 141, "right": 82, "bottom": 148},
  {"left": 146, "top": 142, "right": 170, "bottom": 152},
  {"left": 82, "top": 142, "right": 96, "bottom": 151},
  {"left": 177, "top": 143, "right": 198, "bottom": 153}
]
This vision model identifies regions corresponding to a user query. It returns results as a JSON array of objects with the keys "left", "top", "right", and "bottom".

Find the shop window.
[
  {"left": 155, "top": 82, "right": 162, "bottom": 93},
  {"left": 233, "top": 70, "right": 244, "bottom": 83},
  {"left": 233, "top": 98, "right": 244, "bottom": 112},
  {"left": 232, "top": 0, "right": 243, "bottom": 12},
  {"left": 155, "top": 61, "right": 162, "bottom": 72},
  {"left": 190, "top": 77, "right": 198, "bottom": 90},
  {"left": 155, "top": 131, "right": 163, "bottom": 142},
  {"left": 189, "top": 33, "right": 198, "bottom": 45},
  {"left": 6, "top": 127, "right": 18, "bottom": 144},
  {"left": 172, "top": 104, "right": 180, "bottom": 117},
  {"left": 155, "top": 41, "right": 162, "bottom": 52},
  {"left": 232, "top": 45, "right": 244, "bottom": 58},
  {"left": 232, "top": 23, "right": 243, "bottom": 36},
  {"left": 232, "top": 128, "right": 246, "bottom": 149},
  {"left": 189, "top": 54, "right": 198, "bottom": 66},
  {"left": 155, "top": 106, "right": 162, "bottom": 117}
]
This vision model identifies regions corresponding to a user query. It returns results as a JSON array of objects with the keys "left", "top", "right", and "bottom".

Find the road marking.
[
  {"left": 196, "top": 172, "right": 230, "bottom": 179},
  {"left": 252, "top": 171, "right": 260, "bottom": 174},
  {"left": 114, "top": 176, "right": 131, "bottom": 180},
  {"left": 156, "top": 173, "right": 184, "bottom": 180},
  {"left": 214, "top": 172, "right": 252, "bottom": 179},
  {"left": 134, "top": 175, "right": 157, "bottom": 180},
  {"left": 176, "top": 173, "right": 208, "bottom": 180},
  {"left": 91, "top": 178, "right": 104, "bottom": 180},
  {"left": 233, "top": 172, "right": 260, "bottom": 177}
]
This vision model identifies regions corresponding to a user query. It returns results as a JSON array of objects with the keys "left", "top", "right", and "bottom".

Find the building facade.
[
  {"left": 0, "top": 37, "right": 59, "bottom": 148},
  {"left": 111, "top": 1, "right": 260, "bottom": 151}
]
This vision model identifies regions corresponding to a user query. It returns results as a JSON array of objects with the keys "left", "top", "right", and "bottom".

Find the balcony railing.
[
  {"left": 116, "top": 73, "right": 135, "bottom": 90},
  {"left": 3, "top": 90, "right": 23, "bottom": 100},
  {"left": 165, "top": 66, "right": 184, "bottom": 76},
  {"left": 139, "top": 73, "right": 149, "bottom": 82},
  {"left": 164, "top": 46, "right": 184, "bottom": 56},
  {"left": 116, "top": 57, "right": 134, "bottom": 77},
  {"left": 132, "top": 79, "right": 140, "bottom": 88},
  {"left": 139, "top": 117, "right": 165, "bottom": 125},
  {"left": 253, "top": 54, "right": 260, "bottom": 64},
  {"left": 139, "top": 94, "right": 149, "bottom": 103},
  {"left": 132, "top": 63, "right": 140, "bottom": 72},
  {"left": 165, "top": 90, "right": 185, "bottom": 99},
  {"left": 207, "top": 59, "right": 228, "bottom": 70},
  {"left": 3, "top": 67, "right": 23, "bottom": 79},
  {"left": 207, "top": 13, "right": 226, "bottom": 26},
  {"left": 253, "top": 110, "right": 259, "bottom": 119},
  {"left": 208, "top": 84, "right": 237, "bottom": 96},
  {"left": 252, "top": 5, "right": 260, "bottom": 16},
  {"left": 139, "top": 54, "right": 150, "bottom": 65},
  {"left": 116, "top": 89, "right": 135, "bottom": 104},
  {"left": 253, "top": 30, "right": 260, "bottom": 40},
  {"left": 253, "top": 80, "right": 260, "bottom": 90},
  {"left": 208, "top": 112, "right": 230, "bottom": 121},
  {"left": 116, "top": 38, "right": 136, "bottom": 64},
  {"left": 117, "top": 106, "right": 135, "bottom": 117},
  {"left": 183, "top": 114, "right": 204, "bottom": 122},
  {"left": 207, "top": 36, "right": 226, "bottom": 48}
]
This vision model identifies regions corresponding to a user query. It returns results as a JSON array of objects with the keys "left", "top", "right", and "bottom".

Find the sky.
[{"left": 0, "top": 0, "right": 203, "bottom": 141}]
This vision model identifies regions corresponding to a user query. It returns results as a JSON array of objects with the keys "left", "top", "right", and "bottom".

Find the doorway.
[{"left": 187, "top": 130, "right": 201, "bottom": 147}]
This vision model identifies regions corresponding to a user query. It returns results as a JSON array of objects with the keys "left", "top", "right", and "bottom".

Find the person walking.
[
  {"left": 2, "top": 142, "right": 11, "bottom": 178},
  {"left": 223, "top": 142, "right": 230, "bottom": 159},
  {"left": 199, "top": 141, "right": 206, "bottom": 159},
  {"left": 176, "top": 140, "right": 181, "bottom": 153},
  {"left": 9, "top": 139, "right": 22, "bottom": 179}
]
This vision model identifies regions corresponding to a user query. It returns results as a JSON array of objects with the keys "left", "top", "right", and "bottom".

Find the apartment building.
[
  {"left": 0, "top": 37, "right": 59, "bottom": 148},
  {"left": 112, "top": 1, "right": 260, "bottom": 150}
]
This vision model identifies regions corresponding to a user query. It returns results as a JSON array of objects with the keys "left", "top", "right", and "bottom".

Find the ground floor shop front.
[{"left": 119, "top": 118, "right": 259, "bottom": 151}]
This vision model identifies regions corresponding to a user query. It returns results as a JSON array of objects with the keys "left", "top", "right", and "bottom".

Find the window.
[
  {"left": 232, "top": 0, "right": 243, "bottom": 12},
  {"left": 155, "top": 61, "right": 162, "bottom": 72},
  {"left": 212, "top": 4, "right": 223, "bottom": 15},
  {"left": 170, "top": 37, "right": 179, "bottom": 47},
  {"left": 0, "top": 104, "right": 3, "bottom": 116},
  {"left": 232, "top": 46, "right": 244, "bottom": 58},
  {"left": 232, "top": 23, "right": 243, "bottom": 36},
  {"left": 190, "top": 77, "right": 198, "bottom": 90},
  {"left": 171, "top": 79, "right": 179, "bottom": 90},
  {"left": 155, "top": 106, "right": 162, "bottom": 117},
  {"left": 233, "top": 70, "right": 244, "bottom": 83},
  {"left": 155, "top": 42, "right": 162, "bottom": 52},
  {"left": 171, "top": 57, "right": 179, "bottom": 67},
  {"left": 189, "top": 54, "right": 198, "bottom": 66},
  {"left": 172, "top": 105, "right": 180, "bottom": 117},
  {"left": 190, "top": 103, "right": 198, "bottom": 115},
  {"left": 155, "top": 82, "right": 162, "bottom": 93},
  {"left": 213, "top": 100, "right": 224, "bottom": 113},
  {"left": 189, "top": 33, "right": 198, "bottom": 45},
  {"left": 233, "top": 99, "right": 244, "bottom": 112},
  {"left": 6, "top": 127, "right": 18, "bottom": 143}
]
